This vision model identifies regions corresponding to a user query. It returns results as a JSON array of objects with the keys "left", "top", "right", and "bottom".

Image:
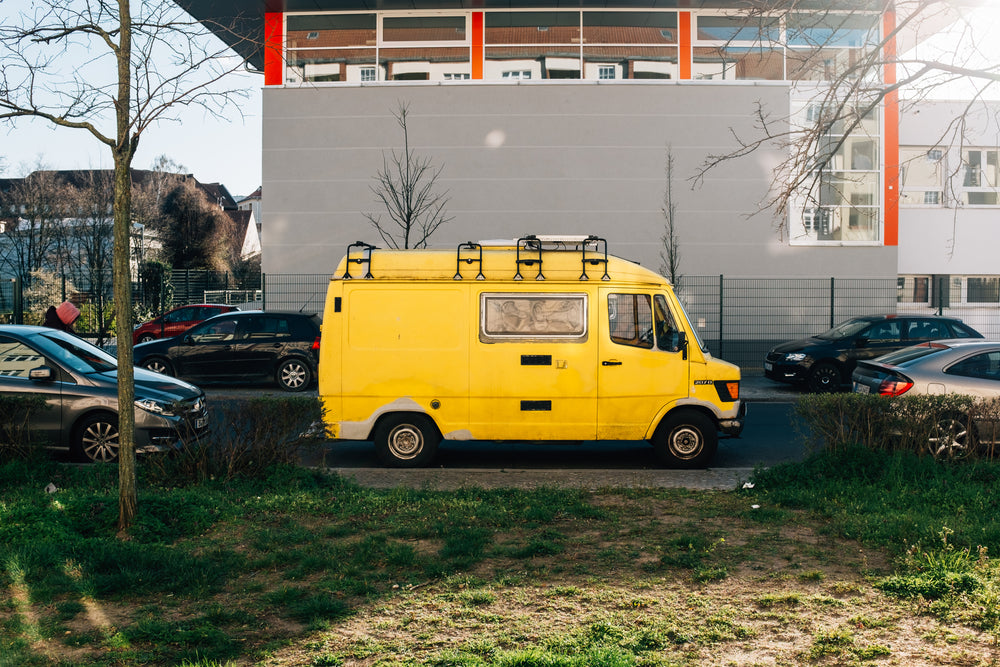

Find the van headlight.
[
  {"left": 784, "top": 353, "right": 807, "bottom": 362},
  {"left": 135, "top": 398, "right": 176, "bottom": 416}
]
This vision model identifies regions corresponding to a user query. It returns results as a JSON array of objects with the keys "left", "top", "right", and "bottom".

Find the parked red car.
[{"left": 133, "top": 304, "right": 238, "bottom": 345}]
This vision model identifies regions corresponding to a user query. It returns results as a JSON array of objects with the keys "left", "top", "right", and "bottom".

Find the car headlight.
[
  {"left": 135, "top": 398, "right": 176, "bottom": 416},
  {"left": 784, "top": 353, "right": 808, "bottom": 362}
]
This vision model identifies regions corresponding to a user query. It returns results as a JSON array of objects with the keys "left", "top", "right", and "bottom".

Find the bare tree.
[
  {"left": 62, "top": 171, "right": 116, "bottom": 345},
  {"left": 133, "top": 155, "right": 187, "bottom": 232},
  {"left": 0, "top": 163, "right": 69, "bottom": 285},
  {"left": 364, "top": 102, "right": 453, "bottom": 249},
  {"left": 658, "top": 146, "right": 682, "bottom": 289},
  {"left": 160, "top": 178, "right": 240, "bottom": 272},
  {"left": 0, "top": 1, "right": 251, "bottom": 534},
  {"left": 691, "top": 0, "right": 1000, "bottom": 238}
]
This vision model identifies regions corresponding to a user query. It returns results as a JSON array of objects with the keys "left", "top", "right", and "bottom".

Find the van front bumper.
[{"left": 719, "top": 401, "right": 747, "bottom": 437}]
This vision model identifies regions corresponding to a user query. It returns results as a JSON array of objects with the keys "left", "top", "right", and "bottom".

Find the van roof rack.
[{"left": 343, "top": 235, "right": 611, "bottom": 282}]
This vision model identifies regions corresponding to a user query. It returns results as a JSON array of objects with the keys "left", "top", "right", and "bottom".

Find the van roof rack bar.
[
  {"left": 580, "top": 235, "right": 610, "bottom": 281},
  {"left": 454, "top": 242, "right": 485, "bottom": 281},
  {"left": 343, "top": 241, "right": 377, "bottom": 280},
  {"left": 515, "top": 235, "right": 545, "bottom": 281}
]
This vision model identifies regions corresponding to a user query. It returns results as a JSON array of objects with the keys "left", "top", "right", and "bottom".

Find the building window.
[
  {"left": 444, "top": 73, "right": 471, "bottom": 80},
  {"left": 598, "top": 65, "right": 615, "bottom": 79},
  {"left": 968, "top": 277, "right": 1000, "bottom": 303},
  {"left": 281, "top": 8, "right": 879, "bottom": 85},
  {"left": 360, "top": 67, "right": 376, "bottom": 81},
  {"left": 962, "top": 149, "right": 1000, "bottom": 205},
  {"left": 901, "top": 147, "right": 944, "bottom": 206},
  {"left": 502, "top": 70, "right": 532, "bottom": 79},
  {"left": 897, "top": 276, "right": 930, "bottom": 304}
]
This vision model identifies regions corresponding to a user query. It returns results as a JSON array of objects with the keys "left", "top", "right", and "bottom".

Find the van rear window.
[{"left": 480, "top": 293, "right": 587, "bottom": 341}]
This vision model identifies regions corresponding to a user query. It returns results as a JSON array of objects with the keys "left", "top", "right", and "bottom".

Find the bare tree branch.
[{"left": 364, "top": 101, "right": 453, "bottom": 249}]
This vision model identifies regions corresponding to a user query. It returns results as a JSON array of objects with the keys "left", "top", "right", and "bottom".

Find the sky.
[
  {"left": 2, "top": 83, "right": 263, "bottom": 197},
  {"left": 0, "top": 2, "right": 264, "bottom": 199}
]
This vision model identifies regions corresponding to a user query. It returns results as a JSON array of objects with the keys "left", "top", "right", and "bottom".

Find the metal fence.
[{"left": 3, "top": 271, "right": 998, "bottom": 373}]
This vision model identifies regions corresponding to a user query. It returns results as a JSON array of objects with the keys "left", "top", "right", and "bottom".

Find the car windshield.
[
  {"left": 33, "top": 331, "right": 118, "bottom": 374},
  {"left": 876, "top": 343, "right": 949, "bottom": 366},
  {"left": 816, "top": 318, "right": 876, "bottom": 341}
]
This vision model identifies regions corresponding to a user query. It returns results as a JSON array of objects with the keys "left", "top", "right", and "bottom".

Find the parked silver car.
[
  {"left": 852, "top": 339, "right": 1000, "bottom": 457},
  {"left": 0, "top": 325, "right": 209, "bottom": 463}
]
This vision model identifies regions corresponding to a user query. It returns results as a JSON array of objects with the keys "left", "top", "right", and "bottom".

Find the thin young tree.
[
  {"left": 658, "top": 146, "right": 682, "bottom": 289},
  {"left": 691, "top": 0, "right": 1000, "bottom": 238},
  {"left": 0, "top": 1, "right": 252, "bottom": 534},
  {"left": 364, "top": 102, "right": 453, "bottom": 249}
]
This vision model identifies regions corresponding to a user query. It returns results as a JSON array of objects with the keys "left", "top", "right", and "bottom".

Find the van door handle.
[{"left": 602, "top": 360, "right": 622, "bottom": 366}]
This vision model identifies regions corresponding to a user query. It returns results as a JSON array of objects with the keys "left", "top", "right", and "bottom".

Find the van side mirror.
[{"left": 675, "top": 331, "right": 688, "bottom": 359}]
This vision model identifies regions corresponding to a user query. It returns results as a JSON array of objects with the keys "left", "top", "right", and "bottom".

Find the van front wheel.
[
  {"left": 652, "top": 411, "right": 717, "bottom": 469},
  {"left": 373, "top": 414, "right": 440, "bottom": 468}
]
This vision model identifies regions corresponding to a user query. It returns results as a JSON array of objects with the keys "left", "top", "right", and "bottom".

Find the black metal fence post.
[
  {"left": 262, "top": 273, "right": 267, "bottom": 311},
  {"left": 830, "top": 277, "right": 836, "bottom": 328},
  {"left": 13, "top": 276, "right": 23, "bottom": 324},
  {"left": 718, "top": 274, "right": 724, "bottom": 360}
]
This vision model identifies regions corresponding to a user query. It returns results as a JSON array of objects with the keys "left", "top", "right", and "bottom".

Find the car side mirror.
[
  {"left": 29, "top": 366, "right": 54, "bottom": 381},
  {"left": 183, "top": 334, "right": 195, "bottom": 345},
  {"left": 855, "top": 338, "right": 868, "bottom": 348}
]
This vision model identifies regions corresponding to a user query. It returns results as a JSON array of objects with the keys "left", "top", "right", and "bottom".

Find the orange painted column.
[
  {"left": 264, "top": 12, "right": 283, "bottom": 86},
  {"left": 882, "top": 8, "right": 899, "bottom": 246},
  {"left": 472, "top": 12, "right": 484, "bottom": 79},
  {"left": 678, "top": 12, "right": 692, "bottom": 80}
]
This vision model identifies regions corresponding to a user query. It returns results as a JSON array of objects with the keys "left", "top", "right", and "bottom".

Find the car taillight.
[
  {"left": 311, "top": 336, "right": 321, "bottom": 351},
  {"left": 878, "top": 377, "right": 913, "bottom": 396}
]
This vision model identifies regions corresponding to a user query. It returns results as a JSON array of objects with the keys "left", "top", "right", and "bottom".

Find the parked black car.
[
  {"left": 134, "top": 311, "right": 321, "bottom": 392},
  {"left": 0, "top": 325, "right": 208, "bottom": 462},
  {"left": 764, "top": 314, "right": 983, "bottom": 392}
]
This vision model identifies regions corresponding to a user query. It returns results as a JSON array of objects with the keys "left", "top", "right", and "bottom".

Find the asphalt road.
[{"left": 205, "top": 376, "right": 807, "bottom": 485}]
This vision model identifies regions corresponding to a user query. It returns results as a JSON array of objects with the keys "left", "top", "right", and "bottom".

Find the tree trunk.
[{"left": 114, "top": 0, "right": 137, "bottom": 537}]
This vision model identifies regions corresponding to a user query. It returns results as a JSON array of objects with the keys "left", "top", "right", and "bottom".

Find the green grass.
[{"left": 3, "top": 447, "right": 1000, "bottom": 664}]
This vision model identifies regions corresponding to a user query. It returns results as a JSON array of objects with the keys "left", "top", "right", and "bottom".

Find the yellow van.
[{"left": 319, "top": 235, "right": 745, "bottom": 468}]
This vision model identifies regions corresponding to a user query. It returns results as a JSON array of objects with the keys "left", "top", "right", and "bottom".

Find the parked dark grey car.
[
  {"left": 0, "top": 325, "right": 208, "bottom": 463},
  {"left": 764, "top": 314, "right": 983, "bottom": 392},
  {"left": 134, "top": 311, "right": 321, "bottom": 392}
]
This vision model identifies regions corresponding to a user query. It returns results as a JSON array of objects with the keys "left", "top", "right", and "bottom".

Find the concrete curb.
[{"left": 323, "top": 466, "right": 759, "bottom": 491}]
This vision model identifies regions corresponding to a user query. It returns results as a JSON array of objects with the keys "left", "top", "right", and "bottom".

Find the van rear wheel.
[
  {"left": 652, "top": 410, "right": 717, "bottom": 469},
  {"left": 373, "top": 414, "right": 440, "bottom": 468}
]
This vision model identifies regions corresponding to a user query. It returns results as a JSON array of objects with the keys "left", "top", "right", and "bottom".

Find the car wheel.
[
  {"left": 138, "top": 334, "right": 156, "bottom": 343},
  {"left": 73, "top": 412, "right": 119, "bottom": 463},
  {"left": 276, "top": 358, "right": 312, "bottom": 392},
  {"left": 651, "top": 410, "right": 717, "bottom": 469},
  {"left": 927, "top": 413, "right": 977, "bottom": 461},
  {"left": 142, "top": 357, "right": 174, "bottom": 376},
  {"left": 373, "top": 413, "right": 440, "bottom": 468},
  {"left": 807, "top": 362, "right": 842, "bottom": 393}
]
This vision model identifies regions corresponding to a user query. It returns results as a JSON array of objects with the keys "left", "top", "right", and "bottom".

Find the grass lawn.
[{"left": 2, "top": 446, "right": 1000, "bottom": 666}]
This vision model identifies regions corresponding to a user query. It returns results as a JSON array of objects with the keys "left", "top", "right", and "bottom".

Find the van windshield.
[{"left": 671, "top": 296, "right": 708, "bottom": 353}]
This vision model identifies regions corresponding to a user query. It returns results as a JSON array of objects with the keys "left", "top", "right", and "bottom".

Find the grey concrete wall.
[
  {"left": 262, "top": 81, "right": 897, "bottom": 279},
  {"left": 899, "top": 99, "right": 1000, "bottom": 276}
]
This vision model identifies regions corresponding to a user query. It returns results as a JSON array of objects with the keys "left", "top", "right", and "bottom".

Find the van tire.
[
  {"left": 652, "top": 410, "right": 717, "bottom": 469},
  {"left": 373, "top": 414, "right": 440, "bottom": 468}
]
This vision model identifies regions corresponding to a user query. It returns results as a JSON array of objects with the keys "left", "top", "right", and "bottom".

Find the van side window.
[
  {"left": 609, "top": 293, "right": 653, "bottom": 349},
  {"left": 653, "top": 295, "right": 682, "bottom": 352},
  {"left": 480, "top": 293, "right": 587, "bottom": 341}
]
